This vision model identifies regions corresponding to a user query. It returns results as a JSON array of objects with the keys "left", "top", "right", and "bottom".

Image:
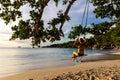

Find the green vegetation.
[
  {"left": 44, "top": 41, "right": 75, "bottom": 48},
  {"left": 0, "top": 0, "right": 120, "bottom": 49},
  {"left": 43, "top": 38, "right": 95, "bottom": 49},
  {"left": 0, "top": 0, "right": 74, "bottom": 47},
  {"left": 68, "top": 0, "right": 120, "bottom": 49}
]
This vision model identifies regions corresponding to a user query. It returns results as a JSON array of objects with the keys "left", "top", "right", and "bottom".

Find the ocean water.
[{"left": 0, "top": 48, "right": 118, "bottom": 77}]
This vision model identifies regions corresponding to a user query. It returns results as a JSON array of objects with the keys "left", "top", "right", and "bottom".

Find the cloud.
[
  {"left": 0, "top": 19, "right": 31, "bottom": 47},
  {"left": 0, "top": 31, "right": 31, "bottom": 48},
  {"left": 19, "top": 4, "right": 32, "bottom": 20},
  {"left": 0, "top": 0, "right": 107, "bottom": 47},
  {"left": 60, "top": 0, "right": 96, "bottom": 31},
  {"left": 42, "top": 1, "right": 58, "bottom": 22},
  {"left": 42, "top": 0, "right": 68, "bottom": 26}
]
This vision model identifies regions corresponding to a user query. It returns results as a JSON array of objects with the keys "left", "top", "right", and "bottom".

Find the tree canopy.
[
  {"left": 69, "top": 0, "right": 120, "bottom": 38},
  {"left": 0, "top": 0, "right": 76, "bottom": 47},
  {"left": 68, "top": 0, "right": 120, "bottom": 48},
  {"left": 0, "top": 0, "right": 120, "bottom": 47}
]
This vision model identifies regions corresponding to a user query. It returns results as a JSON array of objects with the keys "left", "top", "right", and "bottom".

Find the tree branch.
[
  {"left": 33, "top": 0, "right": 50, "bottom": 34},
  {"left": 59, "top": 0, "right": 76, "bottom": 36}
]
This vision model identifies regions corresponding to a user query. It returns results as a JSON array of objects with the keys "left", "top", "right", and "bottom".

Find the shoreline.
[
  {"left": 82, "top": 52, "right": 120, "bottom": 62},
  {"left": 0, "top": 60, "right": 119, "bottom": 80},
  {"left": 0, "top": 52, "right": 120, "bottom": 80}
]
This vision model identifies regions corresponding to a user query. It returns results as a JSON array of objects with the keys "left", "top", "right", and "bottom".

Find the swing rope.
[
  {"left": 81, "top": 0, "right": 90, "bottom": 36},
  {"left": 85, "top": 0, "right": 90, "bottom": 28}
]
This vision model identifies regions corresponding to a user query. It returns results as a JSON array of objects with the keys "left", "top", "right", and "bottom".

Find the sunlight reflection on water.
[{"left": 0, "top": 48, "right": 118, "bottom": 77}]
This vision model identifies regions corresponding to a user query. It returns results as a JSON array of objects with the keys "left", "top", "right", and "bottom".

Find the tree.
[
  {"left": 69, "top": 0, "right": 120, "bottom": 38},
  {"left": 87, "top": 0, "right": 120, "bottom": 47},
  {"left": 1, "top": 0, "right": 120, "bottom": 47},
  {"left": 68, "top": 25, "right": 84, "bottom": 39},
  {"left": 0, "top": 0, "right": 76, "bottom": 47},
  {"left": 109, "top": 22, "right": 120, "bottom": 46},
  {"left": 67, "top": 0, "right": 120, "bottom": 49},
  {"left": 91, "top": 0, "right": 120, "bottom": 47},
  {"left": 92, "top": 0, "right": 120, "bottom": 21}
]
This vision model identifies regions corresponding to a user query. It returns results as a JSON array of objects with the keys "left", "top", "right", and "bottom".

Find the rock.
[
  {"left": 46, "top": 66, "right": 120, "bottom": 80},
  {"left": 92, "top": 44, "right": 100, "bottom": 50}
]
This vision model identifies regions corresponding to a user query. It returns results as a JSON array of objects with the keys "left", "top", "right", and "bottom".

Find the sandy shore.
[
  {"left": 0, "top": 60, "right": 120, "bottom": 80},
  {"left": 0, "top": 59, "right": 119, "bottom": 80}
]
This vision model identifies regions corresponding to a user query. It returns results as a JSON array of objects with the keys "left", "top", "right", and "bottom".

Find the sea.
[{"left": 0, "top": 47, "right": 119, "bottom": 77}]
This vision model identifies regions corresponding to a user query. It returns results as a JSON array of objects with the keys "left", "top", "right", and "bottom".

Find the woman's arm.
[{"left": 83, "top": 37, "right": 87, "bottom": 43}]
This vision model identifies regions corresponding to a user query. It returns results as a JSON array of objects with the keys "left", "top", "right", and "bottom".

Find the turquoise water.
[{"left": 0, "top": 48, "right": 118, "bottom": 77}]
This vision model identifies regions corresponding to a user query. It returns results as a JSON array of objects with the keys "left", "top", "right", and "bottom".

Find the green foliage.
[
  {"left": 1, "top": 0, "right": 120, "bottom": 48},
  {"left": 109, "top": 22, "right": 120, "bottom": 46},
  {"left": 62, "top": 0, "right": 69, "bottom": 5},
  {"left": 48, "top": 10, "right": 70, "bottom": 28},
  {"left": 85, "top": 37, "right": 95, "bottom": 48},
  {"left": 10, "top": 20, "right": 32, "bottom": 40},
  {"left": 68, "top": 0, "right": 120, "bottom": 48},
  {"left": 90, "top": 0, "right": 120, "bottom": 47},
  {"left": 43, "top": 0, "right": 120, "bottom": 48},
  {"left": 68, "top": 21, "right": 112, "bottom": 39},
  {"left": 45, "top": 41, "right": 75, "bottom": 48},
  {"left": 68, "top": 25, "right": 84, "bottom": 39},
  {"left": 91, "top": 0, "right": 120, "bottom": 19},
  {"left": 0, "top": 0, "right": 75, "bottom": 47},
  {"left": 89, "top": 22, "right": 111, "bottom": 36},
  {"left": 44, "top": 38, "right": 96, "bottom": 48}
]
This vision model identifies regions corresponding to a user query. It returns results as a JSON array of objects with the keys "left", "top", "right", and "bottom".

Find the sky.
[{"left": 0, "top": 0, "right": 108, "bottom": 48}]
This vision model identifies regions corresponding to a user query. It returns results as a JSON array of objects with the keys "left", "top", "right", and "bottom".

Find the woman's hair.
[{"left": 80, "top": 38, "right": 84, "bottom": 42}]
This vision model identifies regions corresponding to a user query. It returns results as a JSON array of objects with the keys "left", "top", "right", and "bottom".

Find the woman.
[{"left": 72, "top": 37, "right": 87, "bottom": 62}]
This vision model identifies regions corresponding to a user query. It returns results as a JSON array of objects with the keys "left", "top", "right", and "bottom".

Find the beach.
[{"left": 0, "top": 52, "right": 120, "bottom": 80}]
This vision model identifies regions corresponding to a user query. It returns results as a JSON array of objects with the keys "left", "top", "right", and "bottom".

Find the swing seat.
[
  {"left": 71, "top": 51, "right": 87, "bottom": 61},
  {"left": 73, "top": 54, "right": 88, "bottom": 65}
]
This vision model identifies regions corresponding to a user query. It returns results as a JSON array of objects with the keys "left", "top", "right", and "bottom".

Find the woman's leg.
[{"left": 71, "top": 52, "right": 78, "bottom": 61}]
